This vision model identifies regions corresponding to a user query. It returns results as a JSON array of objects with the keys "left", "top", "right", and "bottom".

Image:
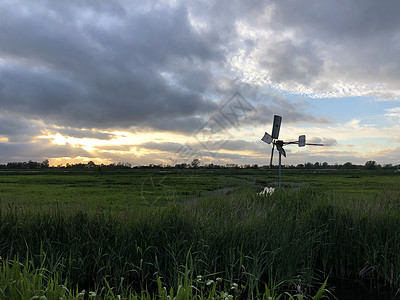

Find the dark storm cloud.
[
  {"left": 0, "top": 0, "right": 348, "bottom": 139},
  {"left": 0, "top": 140, "right": 91, "bottom": 163},
  {"left": 0, "top": 1, "right": 221, "bottom": 131},
  {"left": 0, "top": 113, "right": 43, "bottom": 142}
]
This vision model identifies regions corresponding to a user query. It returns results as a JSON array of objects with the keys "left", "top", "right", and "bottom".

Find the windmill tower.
[{"left": 261, "top": 115, "right": 323, "bottom": 188}]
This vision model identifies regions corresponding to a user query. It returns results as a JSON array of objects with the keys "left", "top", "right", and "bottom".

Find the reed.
[{"left": 0, "top": 186, "right": 399, "bottom": 297}]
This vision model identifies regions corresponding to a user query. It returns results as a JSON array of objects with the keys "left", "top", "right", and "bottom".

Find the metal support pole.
[{"left": 278, "top": 151, "right": 282, "bottom": 188}]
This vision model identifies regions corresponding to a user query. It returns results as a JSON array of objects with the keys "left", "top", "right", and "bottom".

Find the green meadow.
[{"left": 0, "top": 169, "right": 399, "bottom": 299}]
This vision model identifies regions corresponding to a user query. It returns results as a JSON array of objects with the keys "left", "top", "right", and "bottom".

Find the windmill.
[{"left": 261, "top": 115, "right": 323, "bottom": 188}]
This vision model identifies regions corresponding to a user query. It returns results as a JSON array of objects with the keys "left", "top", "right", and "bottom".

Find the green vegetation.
[{"left": 0, "top": 169, "right": 399, "bottom": 298}]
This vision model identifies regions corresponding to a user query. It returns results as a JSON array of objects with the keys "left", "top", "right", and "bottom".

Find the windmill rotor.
[
  {"left": 261, "top": 115, "right": 324, "bottom": 188},
  {"left": 275, "top": 141, "right": 286, "bottom": 158}
]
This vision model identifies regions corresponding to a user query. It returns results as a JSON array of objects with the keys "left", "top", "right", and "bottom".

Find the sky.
[{"left": 0, "top": 0, "right": 400, "bottom": 166}]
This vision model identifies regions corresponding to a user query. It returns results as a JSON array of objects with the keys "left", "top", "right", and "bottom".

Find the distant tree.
[
  {"left": 305, "top": 162, "right": 313, "bottom": 169},
  {"left": 87, "top": 161, "right": 96, "bottom": 168},
  {"left": 383, "top": 164, "right": 393, "bottom": 170},
  {"left": 322, "top": 162, "right": 329, "bottom": 169},
  {"left": 343, "top": 162, "right": 355, "bottom": 169},
  {"left": 41, "top": 159, "right": 49, "bottom": 169},
  {"left": 28, "top": 160, "right": 36, "bottom": 169},
  {"left": 191, "top": 159, "right": 200, "bottom": 169},
  {"left": 365, "top": 160, "right": 377, "bottom": 170}
]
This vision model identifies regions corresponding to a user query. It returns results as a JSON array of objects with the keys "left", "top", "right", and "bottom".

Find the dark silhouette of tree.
[
  {"left": 87, "top": 161, "right": 96, "bottom": 168},
  {"left": 191, "top": 159, "right": 200, "bottom": 168},
  {"left": 343, "top": 162, "right": 356, "bottom": 169},
  {"left": 365, "top": 160, "right": 377, "bottom": 170},
  {"left": 41, "top": 159, "right": 49, "bottom": 169}
]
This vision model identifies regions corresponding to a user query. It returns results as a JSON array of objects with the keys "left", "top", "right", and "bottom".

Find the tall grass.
[
  {"left": 0, "top": 256, "right": 331, "bottom": 299},
  {"left": 0, "top": 187, "right": 399, "bottom": 297}
]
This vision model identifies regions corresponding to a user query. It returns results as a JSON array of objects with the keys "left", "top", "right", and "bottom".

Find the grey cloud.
[
  {"left": 139, "top": 141, "right": 183, "bottom": 153},
  {"left": 308, "top": 137, "right": 337, "bottom": 146},
  {"left": 149, "top": 116, "right": 208, "bottom": 135},
  {"left": 259, "top": 40, "right": 324, "bottom": 86},
  {"left": 266, "top": 0, "right": 400, "bottom": 92},
  {"left": 0, "top": 114, "right": 43, "bottom": 142},
  {"left": 201, "top": 152, "right": 249, "bottom": 160},
  {"left": 139, "top": 139, "right": 265, "bottom": 155},
  {"left": 244, "top": 93, "right": 332, "bottom": 126},
  {"left": 0, "top": 1, "right": 221, "bottom": 132},
  {"left": 0, "top": 0, "right": 337, "bottom": 143},
  {"left": 272, "top": 0, "right": 400, "bottom": 40},
  {"left": 49, "top": 127, "right": 115, "bottom": 140},
  {"left": 220, "top": 140, "right": 264, "bottom": 152},
  {"left": 0, "top": 140, "right": 91, "bottom": 163},
  {"left": 1, "top": 0, "right": 394, "bottom": 166},
  {"left": 95, "top": 145, "right": 133, "bottom": 151}
]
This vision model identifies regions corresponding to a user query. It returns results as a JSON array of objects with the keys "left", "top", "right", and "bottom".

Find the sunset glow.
[{"left": 0, "top": 1, "right": 399, "bottom": 166}]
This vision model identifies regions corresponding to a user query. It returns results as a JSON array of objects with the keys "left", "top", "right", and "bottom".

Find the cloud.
[
  {"left": 0, "top": 113, "right": 44, "bottom": 142},
  {"left": 246, "top": 96, "right": 331, "bottom": 126},
  {"left": 308, "top": 137, "right": 337, "bottom": 146},
  {"left": 257, "top": 40, "right": 324, "bottom": 86},
  {"left": 362, "top": 146, "right": 400, "bottom": 163},
  {"left": 0, "top": 140, "right": 92, "bottom": 163},
  {"left": 46, "top": 127, "right": 115, "bottom": 140},
  {"left": 0, "top": 0, "right": 399, "bottom": 165},
  {"left": 385, "top": 107, "right": 400, "bottom": 117},
  {"left": 139, "top": 141, "right": 183, "bottom": 153},
  {"left": 228, "top": 0, "right": 400, "bottom": 98},
  {"left": 0, "top": 1, "right": 222, "bottom": 133}
]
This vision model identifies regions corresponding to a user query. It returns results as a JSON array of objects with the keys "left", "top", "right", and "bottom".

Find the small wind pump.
[{"left": 261, "top": 115, "right": 323, "bottom": 188}]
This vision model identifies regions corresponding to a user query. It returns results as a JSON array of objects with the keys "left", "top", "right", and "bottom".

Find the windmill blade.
[
  {"left": 298, "top": 135, "right": 306, "bottom": 147},
  {"left": 261, "top": 132, "right": 273, "bottom": 144},
  {"left": 269, "top": 143, "right": 275, "bottom": 168},
  {"left": 276, "top": 144, "right": 286, "bottom": 157},
  {"left": 283, "top": 141, "right": 298, "bottom": 145},
  {"left": 271, "top": 115, "right": 282, "bottom": 139}
]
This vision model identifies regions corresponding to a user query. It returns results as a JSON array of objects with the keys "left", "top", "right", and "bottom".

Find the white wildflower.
[
  {"left": 206, "top": 279, "right": 214, "bottom": 285},
  {"left": 258, "top": 187, "right": 275, "bottom": 196}
]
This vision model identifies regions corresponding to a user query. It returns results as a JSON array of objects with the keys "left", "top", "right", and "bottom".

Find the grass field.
[{"left": 0, "top": 168, "right": 399, "bottom": 299}]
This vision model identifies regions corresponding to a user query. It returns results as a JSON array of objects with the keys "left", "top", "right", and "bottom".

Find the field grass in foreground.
[
  {"left": 1, "top": 180, "right": 400, "bottom": 299},
  {"left": 0, "top": 169, "right": 398, "bottom": 211}
]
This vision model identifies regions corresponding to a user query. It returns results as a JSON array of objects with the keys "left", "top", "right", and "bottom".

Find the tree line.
[{"left": 0, "top": 159, "right": 399, "bottom": 171}]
